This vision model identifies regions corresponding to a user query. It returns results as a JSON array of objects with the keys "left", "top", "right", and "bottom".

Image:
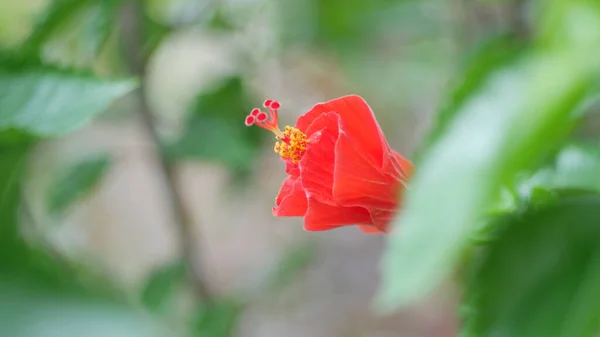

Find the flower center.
[
  {"left": 274, "top": 126, "right": 309, "bottom": 163},
  {"left": 245, "top": 99, "right": 309, "bottom": 163}
]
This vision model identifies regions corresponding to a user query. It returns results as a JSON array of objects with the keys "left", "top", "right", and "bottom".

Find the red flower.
[{"left": 245, "top": 95, "right": 412, "bottom": 233}]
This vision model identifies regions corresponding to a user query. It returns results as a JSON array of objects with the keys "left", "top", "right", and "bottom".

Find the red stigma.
[
  {"left": 257, "top": 112, "right": 268, "bottom": 121},
  {"left": 244, "top": 99, "right": 284, "bottom": 138}
]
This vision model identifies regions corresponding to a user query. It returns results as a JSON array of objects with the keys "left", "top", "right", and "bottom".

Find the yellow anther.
[{"left": 273, "top": 126, "right": 309, "bottom": 163}]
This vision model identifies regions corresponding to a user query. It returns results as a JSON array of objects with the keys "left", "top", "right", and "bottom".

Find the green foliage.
[
  {"left": 415, "top": 33, "right": 525, "bottom": 163},
  {"left": 7, "top": 0, "right": 600, "bottom": 335},
  {"left": 193, "top": 299, "right": 243, "bottom": 337},
  {"left": 25, "top": 0, "right": 92, "bottom": 53},
  {"left": 166, "top": 77, "right": 264, "bottom": 175},
  {"left": 0, "top": 0, "right": 148, "bottom": 332},
  {"left": 142, "top": 13, "right": 173, "bottom": 58},
  {"left": 6, "top": 0, "right": 118, "bottom": 70},
  {"left": 378, "top": 0, "right": 600, "bottom": 311},
  {"left": 33, "top": 0, "right": 118, "bottom": 68},
  {"left": 0, "top": 141, "right": 162, "bottom": 337},
  {"left": 277, "top": 0, "right": 416, "bottom": 49},
  {"left": 461, "top": 195, "right": 600, "bottom": 337},
  {"left": 263, "top": 242, "right": 315, "bottom": 291},
  {"left": 0, "top": 142, "right": 31, "bottom": 258},
  {"left": 46, "top": 153, "right": 112, "bottom": 214},
  {"left": 141, "top": 260, "right": 187, "bottom": 314},
  {"left": 0, "top": 275, "right": 160, "bottom": 337},
  {"left": 0, "top": 65, "right": 136, "bottom": 136},
  {"left": 535, "top": 143, "right": 600, "bottom": 193}
]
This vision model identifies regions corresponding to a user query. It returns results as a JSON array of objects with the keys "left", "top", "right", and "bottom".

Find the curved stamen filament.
[
  {"left": 245, "top": 100, "right": 285, "bottom": 138},
  {"left": 245, "top": 99, "right": 309, "bottom": 162}
]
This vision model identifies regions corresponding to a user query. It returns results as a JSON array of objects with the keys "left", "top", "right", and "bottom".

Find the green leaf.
[
  {"left": 46, "top": 153, "right": 111, "bottom": 214},
  {"left": 23, "top": 0, "right": 118, "bottom": 61},
  {"left": 0, "top": 274, "right": 162, "bottom": 337},
  {"left": 415, "top": 33, "right": 524, "bottom": 162},
  {"left": 514, "top": 143, "right": 600, "bottom": 207},
  {"left": 543, "top": 143, "right": 600, "bottom": 192},
  {"left": 24, "top": 0, "right": 88, "bottom": 53},
  {"left": 0, "top": 143, "right": 161, "bottom": 337},
  {"left": 166, "top": 77, "right": 264, "bottom": 176},
  {"left": 145, "top": 0, "right": 217, "bottom": 27},
  {"left": 167, "top": 115, "right": 255, "bottom": 171},
  {"left": 0, "top": 0, "right": 46, "bottom": 46},
  {"left": 0, "top": 141, "right": 32, "bottom": 260},
  {"left": 141, "top": 260, "right": 187, "bottom": 314},
  {"left": 277, "top": 0, "right": 422, "bottom": 49},
  {"left": 193, "top": 299, "right": 243, "bottom": 337},
  {"left": 461, "top": 195, "right": 600, "bottom": 337},
  {"left": 36, "top": 0, "right": 118, "bottom": 68},
  {"left": 263, "top": 242, "right": 315, "bottom": 291},
  {"left": 0, "top": 66, "right": 137, "bottom": 136},
  {"left": 377, "top": 0, "right": 600, "bottom": 310},
  {"left": 142, "top": 13, "right": 173, "bottom": 58}
]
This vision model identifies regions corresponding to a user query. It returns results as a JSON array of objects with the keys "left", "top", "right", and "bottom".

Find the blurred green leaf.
[
  {"left": 0, "top": 141, "right": 31, "bottom": 259},
  {"left": 543, "top": 143, "right": 600, "bottom": 192},
  {"left": 0, "top": 274, "right": 162, "bottom": 337},
  {"left": 263, "top": 242, "right": 315, "bottom": 291},
  {"left": 193, "top": 299, "right": 243, "bottom": 337},
  {"left": 23, "top": 0, "right": 118, "bottom": 58},
  {"left": 0, "top": 66, "right": 136, "bottom": 136},
  {"left": 378, "top": 0, "right": 600, "bottom": 310},
  {"left": 461, "top": 195, "right": 600, "bottom": 337},
  {"left": 537, "top": 0, "right": 600, "bottom": 51},
  {"left": 0, "top": 0, "right": 46, "bottom": 46},
  {"left": 24, "top": 0, "right": 88, "bottom": 52},
  {"left": 142, "top": 13, "right": 173, "bottom": 58},
  {"left": 0, "top": 129, "right": 37, "bottom": 145},
  {"left": 35, "top": 0, "right": 119, "bottom": 68},
  {"left": 166, "top": 77, "right": 263, "bottom": 176},
  {"left": 514, "top": 143, "right": 600, "bottom": 207},
  {"left": 416, "top": 33, "right": 524, "bottom": 162},
  {"left": 46, "top": 153, "right": 111, "bottom": 214},
  {"left": 206, "top": 9, "right": 236, "bottom": 31},
  {"left": 277, "top": 0, "right": 421, "bottom": 49},
  {"left": 141, "top": 260, "right": 187, "bottom": 314},
  {"left": 0, "top": 144, "right": 163, "bottom": 337},
  {"left": 145, "top": 0, "right": 217, "bottom": 28}
]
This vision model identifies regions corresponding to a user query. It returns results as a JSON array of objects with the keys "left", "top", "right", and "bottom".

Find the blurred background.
[{"left": 0, "top": 0, "right": 533, "bottom": 336}]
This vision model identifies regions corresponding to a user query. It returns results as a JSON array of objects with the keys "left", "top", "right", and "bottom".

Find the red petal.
[
  {"left": 304, "top": 196, "right": 372, "bottom": 231},
  {"left": 332, "top": 129, "right": 402, "bottom": 211},
  {"left": 284, "top": 159, "right": 300, "bottom": 177},
  {"left": 358, "top": 225, "right": 386, "bottom": 234},
  {"left": 296, "top": 95, "right": 389, "bottom": 166},
  {"left": 273, "top": 177, "right": 308, "bottom": 216},
  {"left": 369, "top": 208, "right": 398, "bottom": 232},
  {"left": 387, "top": 150, "right": 414, "bottom": 181},
  {"left": 299, "top": 112, "right": 340, "bottom": 203}
]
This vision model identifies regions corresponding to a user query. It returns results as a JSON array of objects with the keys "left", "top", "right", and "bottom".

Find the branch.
[
  {"left": 506, "top": 0, "right": 529, "bottom": 40},
  {"left": 120, "top": 0, "right": 212, "bottom": 303}
]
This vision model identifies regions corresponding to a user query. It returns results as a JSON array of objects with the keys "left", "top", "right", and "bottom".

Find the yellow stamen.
[{"left": 273, "top": 126, "right": 309, "bottom": 163}]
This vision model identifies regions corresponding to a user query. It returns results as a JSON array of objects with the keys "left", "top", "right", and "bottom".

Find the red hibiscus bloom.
[{"left": 245, "top": 95, "right": 412, "bottom": 233}]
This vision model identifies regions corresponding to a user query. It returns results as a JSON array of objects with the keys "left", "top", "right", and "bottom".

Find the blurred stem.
[
  {"left": 120, "top": 1, "right": 212, "bottom": 303},
  {"left": 455, "top": 0, "right": 479, "bottom": 50},
  {"left": 508, "top": 0, "right": 529, "bottom": 40},
  {"left": 457, "top": 0, "right": 529, "bottom": 49}
]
